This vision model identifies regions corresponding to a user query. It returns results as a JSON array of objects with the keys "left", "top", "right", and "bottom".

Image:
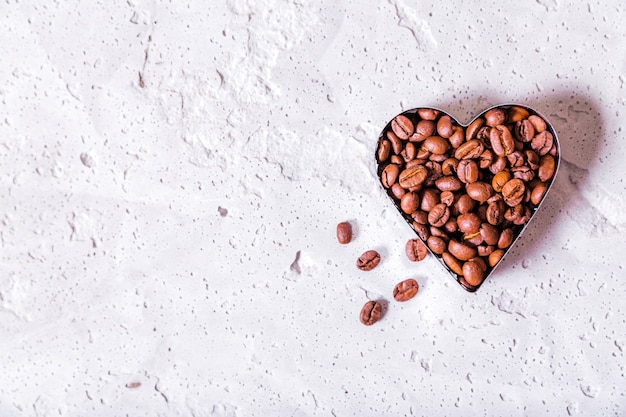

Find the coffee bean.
[
  {"left": 479, "top": 223, "right": 500, "bottom": 245},
  {"left": 507, "top": 151, "right": 525, "bottom": 167},
  {"left": 515, "top": 119, "right": 535, "bottom": 142},
  {"left": 508, "top": 106, "right": 530, "bottom": 122},
  {"left": 477, "top": 244, "right": 495, "bottom": 257},
  {"left": 412, "top": 222, "right": 430, "bottom": 241},
  {"left": 391, "top": 114, "right": 414, "bottom": 140},
  {"left": 440, "top": 190, "right": 455, "bottom": 206},
  {"left": 504, "top": 204, "right": 524, "bottom": 223},
  {"left": 531, "top": 130, "right": 554, "bottom": 156},
  {"left": 455, "top": 194, "right": 476, "bottom": 214},
  {"left": 531, "top": 182, "right": 548, "bottom": 205},
  {"left": 427, "top": 235, "right": 447, "bottom": 254},
  {"left": 381, "top": 164, "right": 400, "bottom": 188},
  {"left": 484, "top": 108, "right": 507, "bottom": 127},
  {"left": 490, "top": 125, "right": 515, "bottom": 156},
  {"left": 488, "top": 249, "right": 505, "bottom": 267},
  {"left": 393, "top": 279, "right": 419, "bottom": 302},
  {"left": 444, "top": 218, "right": 458, "bottom": 234},
  {"left": 501, "top": 178, "right": 526, "bottom": 207},
  {"left": 406, "top": 238, "right": 428, "bottom": 262},
  {"left": 390, "top": 155, "right": 403, "bottom": 165},
  {"left": 399, "top": 165, "right": 428, "bottom": 189},
  {"left": 390, "top": 183, "right": 407, "bottom": 200},
  {"left": 489, "top": 156, "right": 508, "bottom": 174},
  {"left": 442, "top": 252, "right": 463, "bottom": 275},
  {"left": 538, "top": 154, "right": 556, "bottom": 182},
  {"left": 448, "top": 239, "right": 477, "bottom": 261},
  {"left": 479, "top": 149, "right": 494, "bottom": 169},
  {"left": 457, "top": 213, "right": 481, "bottom": 233},
  {"left": 400, "top": 191, "right": 420, "bottom": 214},
  {"left": 528, "top": 115, "right": 547, "bottom": 133},
  {"left": 356, "top": 250, "right": 381, "bottom": 271},
  {"left": 417, "top": 108, "right": 439, "bottom": 120},
  {"left": 497, "top": 228, "right": 514, "bottom": 249},
  {"left": 462, "top": 260, "right": 485, "bottom": 286},
  {"left": 401, "top": 142, "right": 417, "bottom": 162},
  {"left": 466, "top": 182, "right": 494, "bottom": 203},
  {"left": 336, "top": 221, "right": 352, "bottom": 244},
  {"left": 457, "top": 160, "right": 479, "bottom": 184},
  {"left": 449, "top": 126, "right": 465, "bottom": 148},
  {"left": 411, "top": 120, "right": 436, "bottom": 142},
  {"left": 422, "top": 136, "right": 450, "bottom": 154},
  {"left": 420, "top": 189, "right": 440, "bottom": 212},
  {"left": 492, "top": 171, "right": 511, "bottom": 193},
  {"left": 428, "top": 203, "right": 450, "bottom": 227},
  {"left": 435, "top": 175, "right": 462, "bottom": 192},
  {"left": 437, "top": 115, "right": 454, "bottom": 138},
  {"left": 412, "top": 210, "right": 429, "bottom": 225},
  {"left": 387, "top": 130, "right": 403, "bottom": 154},
  {"left": 525, "top": 149, "right": 540, "bottom": 170},
  {"left": 466, "top": 117, "right": 485, "bottom": 140},
  {"left": 454, "top": 139, "right": 484, "bottom": 160},
  {"left": 360, "top": 300, "right": 382, "bottom": 326},
  {"left": 441, "top": 158, "right": 459, "bottom": 176},
  {"left": 512, "top": 165, "right": 535, "bottom": 182}
]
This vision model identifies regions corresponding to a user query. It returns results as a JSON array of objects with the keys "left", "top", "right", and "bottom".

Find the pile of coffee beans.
[{"left": 376, "top": 106, "right": 558, "bottom": 291}]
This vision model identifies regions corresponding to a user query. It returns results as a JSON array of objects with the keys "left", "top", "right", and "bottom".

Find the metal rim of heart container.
[{"left": 377, "top": 103, "right": 560, "bottom": 292}]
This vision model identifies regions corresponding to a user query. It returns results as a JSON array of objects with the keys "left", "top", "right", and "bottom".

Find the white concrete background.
[{"left": 1, "top": 0, "right": 626, "bottom": 416}]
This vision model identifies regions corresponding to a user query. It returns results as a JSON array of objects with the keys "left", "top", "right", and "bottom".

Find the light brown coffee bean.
[
  {"left": 531, "top": 130, "right": 554, "bottom": 156},
  {"left": 508, "top": 106, "right": 530, "bottom": 122},
  {"left": 454, "top": 139, "right": 484, "bottom": 160},
  {"left": 489, "top": 156, "right": 508, "bottom": 174},
  {"left": 507, "top": 151, "right": 525, "bottom": 167},
  {"left": 412, "top": 222, "right": 430, "bottom": 241},
  {"left": 449, "top": 126, "right": 465, "bottom": 148},
  {"left": 502, "top": 178, "right": 526, "bottom": 207},
  {"left": 515, "top": 119, "right": 535, "bottom": 142},
  {"left": 417, "top": 108, "right": 440, "bottom": 120},
  {"left": 410, "top": 120, "right": 436, "bottom": 142},
  {"left": 420, "top": 189, "right": 440, "bottom": 212},
  {"left": 390, "top": 155, "right": 403, "bottom": 165},
  {"left": 381, "top": 164, "right": 400, "bottom": 188},
  {"left": 441, "top": 158, "right": 459, "bottom": 176},
  {"left": 525, "top": 149, "right": 540, "bottom": 170},
  {"left": 492, "top": 171, "right": 511, "bottom": 193},
  {"left": 463, "top": 231, "right": 483, "bottom": 246},
  {"left": 457, "top": 160, "right": 479, "bottom": 184},
  {"left": 488, "top": 249, "right": 505, "bottom": 267},
  {"left": 336, "top": 221, "right": 352, "bottom": 244},
  {"left": 412, "top": 210, "right": 429, "bottom": 225},
  {"left": 436, "top": 115, "right": 454, "bottom": 138},
  {"left": 401, "top": 142, "right": 417, "bottom": 162},
  {"left": 401, "top": 191, "right": 420, "bottom": 214},
  {"left": 356, "top": 250, "right": 381, "bottom": 271},
  {"left": 514, "top": 206, "right": 531, "bottom": 225},
  {"left": 424, "top": 161, "right": 443, "bottom": 184},
  {"left": 486, "top": 200, "right": 505, "bottom": 225},
  {"left": 466, "top": 182, "right": 494, "bottom": 203},
  {"left": 457, "top": 213, "right": 481, "bottom": 234},
  {"left": 479, "top": 149, "right": 494, "bottom": 169},
  {"left": 462, "top": 260, "right": 485, "bottom": 287},
  {"left": 466, "top": 117, "right": 485, "bottom": 140},
  {"left": 406, "top": 238, "right": 428, "bottom": 262},
  {"left": 428, "top": 203, "right": 450, "bottom": 227},
  {"left": 440, "top": 190, "right": 455, "bottom": 206},
  {"left": 429, "top": 153, "right": 448, "bottom": 162},
  {"left": 484, "top": 108, "right": 507, "bottom": 127},
  {"left": 387, "top": 130, "right": 403, "bottom": 154},
  {"left": 490, "top": 125, "right": 515, "bottom": 156},
  {"left": 435, "top": 176, "right": 462, "bottom": 192},
  {"left": 390, "top": 183, "right": 407, "bottom": 200},
  {"left": 377, "top": 139, "right": 391, "bottom": 162},
  {"left": 393, "top": 279, "right": 419, "bottom": 302},
  {"left": 422, "top": 136, "right": 450, "bottom": 154},
  {"left": 430, "top": 226, "right": 448, "bottom": 240},
  {"left": 477, "top": 244, "right": 495, "bottom": 257},
  {"left": 531, "top": 182, "right": 548, "bottom": 205},
  {"left": 497, "top": 228, "right": 514, "bottom": 249},
  {"left": 480, "top": 223, "right": 500, "bottom": 245},
  {"left": 528, "top": 115, "right": 547, "bottom": 133},
  {"left": 442, "top": 252, "right": 463, "bottom": 275},
  {"left": 391, "top": 114, "right": 414, "bottom": 140},
  {"left": 427, "top": 235, "right": 447, "bottom": 254},
  {"left": 360, "top": 300, "right": 382, "bottom": 326},
  {"left": 399, "top": 165, "right": 428, "bottom": 189},
  {"left": 444, "top": 218, "right": 458, "bottom": 234},
  {"left": 504, "top": 204, "right": 524, "bottom": 222},
  {"left": 448, "top": 239, "right": 477, "bottom": 261},
  {"left": 512, "top": 166, "right": 535, "bottom": 182},
  {"left": 455, "top": 194, "right": 476, "bottom": 214},
  {"left": 538, "top": 154, "right": 556, "bottom": 182}
]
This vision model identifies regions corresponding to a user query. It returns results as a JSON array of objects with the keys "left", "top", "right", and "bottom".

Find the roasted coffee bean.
[
  {"left": 437, "top": 115, "right": 454, "bottom": 138},
  {"left": 486, "top": 199, "right": 505, "bottom": 225},
  {"left": 455, "top": 139, "right": 484, "bottom": 160},
  {"left": 515, "top": 119, "right": 535, "bottom": 142},
  {"left": 393, "top": 279, "right": 419, "bottom": 302},
  {"left": 476, "top": 126, "right": 492, "bottom": 143},
  {"left": 528, "top": 114, "right": 547, "bottom": 133},
  {"left": 435, "top": 176, "right": 462, "bottom": 192},
  {"left": 457, "top": 213, "right": 481, "bottom": 233},
  {"left": 415, "top": 148, "right": 430, "bottom": 160},
  {"left": 492, "top": 171, "right": 511, "bottom": 193},
  {"left": 488, "top": 249, "right": 505, "bottom": 267},
  {"left": 484, "top": 108, "right": 507, "bottom": 127},
  {"left": 377, "top": 139, "right": 391, "bottom": 162},
  {"left": 538, "top": 154, "right": 556, "bottom": 182},
  {"left": 417, "top": 108, "right": 439, "bottom": 120},
  {"left": 512, "top": 166, "right": 535, "bottom": 182},
  {"left": 422, "top": 136, "right": 450, "bottom": 154},
  {"left": 497, "top": 228, "right": 514, "bottom": 249},
  {"left": 399, "top": 165, "right": 428, "bottom": 189},
  {"left": 489, "top": 156, "right": 508, "bottom": 174},
  {"left": 479, "top": 223, "right": 500, "bottom": 245},
  {"left": 455, "top": 194, "right": 476, "bottom": 214},
  {"left": 424, "top": 161, "right": 443, "bottom": 185},
  {"left": 390, "top": 183, "right": 407, "bottom": 200},
  {"left": 412, "top": 210, "right": 429, "bottom": 225},
  {"left": 508, "top": 106, "right": 530, "bottom": 122},
  {"left": 400, "top": 191, "right": 420, "bottom": 214},
  {"left": 412, "top": 222, "right": 430, "bottom": 241},
  {"left": 406, "top": 238, "right": 428, "bottom": 262},
  {"left": 391, "top": 114, "right": 414, "bottom": 140},
  {"left": 463, "top": 231, "right": 483, "bottom": 246},
  {"left": 457, "top": 160, "right": 479, "bottom": 184},
  {"left": 440, "top": 190, "right": 455, "bottom": 206},
  {"left": 387, "top": 130, "right": 403, "bottom": 154},
  {"left": 449, "top": 126, "right": 465, "bottom": 148},
  {"left": 381, "top": 164, "right": 400, "bottom": 188},
  {"left": 462, "top": 260, "right": 485, "bottom": 287},
  {"left": 502, "top": 178, "right": 526, "bottom": 207},
  {"left": 479, "top": 149, "right": 494, "bottom": 169},
  {"left": 429, "top": 153, "right": 448, "bottom": 162},
  {"left": 406, "top": 158, "right": 427, "bottom": 170},
  {"left": 525, "top": 149, "right": 540, "bottom": 170},
  {"left": 427, "top": 235, "right": 447, "bottom": 254},
  {"left": 531, "top": 130, "right": 554, "bottom": 156},
  {"left": 428, "top": 203, "right": 450, "bottom": 227},
  {"left": 420, "top": 189, "right": 440, "bottom": 212},
  {"left": 477, "top": 244, "right": 495, "bottom": 257},
  {"left": 356, "top": 250, "right": 381, "bottom": 271},
  {"left": 466, "top": 182, "right": 494, "bottom": 203},
  {"left": 507, "top": 151, "right": 525, "bottom": 167},
  {"left": 360, "top": 300, "right": 382, "bottom": 326},
  {"left": 336, "top": 221, "right": 352, "bottom": 244},
  {"left": 441, "top": 158, "right": 459, "bottom": 176},
  {"left": 513, "top": 206, "right": 531, "bottom": 225},
  {"left": 444, "top": 218, "right": 458, "bottom": 234},
  {"left": 490, "top": 125, "right": 515, "bottom": 156},
  {"left": 442, "top": 252, "right": 463, "bottom": 275},
  {"left": 466, "top": 117, "right": 485, "bottom": 140},
  {"left": 411, "top": 120, "right": 436, "bottom": 142},
  {"left": 448, "top": 239, "right": 477, "bottom": 261},
  {"left": 531, "top": 182, "right": 548, "bottom": 205},
  {"left": 430, "top": 225, "right": 449, "bottom": 240},
  {"left": 504, "top": 204, "right": 524, "bottom": 223},
  {"left": 401, "top": 142, "right": 417, "bottom": 162},
  {"left": 390, "top": 155, "right": 403, "bottom": 165}
]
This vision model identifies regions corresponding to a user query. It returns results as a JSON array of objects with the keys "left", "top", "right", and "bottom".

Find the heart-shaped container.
[{"left": 376, "top": 104, "right": 560, "bottom": 292}]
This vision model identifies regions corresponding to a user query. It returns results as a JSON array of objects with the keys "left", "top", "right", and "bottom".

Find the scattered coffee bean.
[
  {"left": 360, "top": 300, "right": 382, "bottom": 326},
  {"left": 393, "top": 279, "right": 419, "bottom": 302},
  {"left": 376, "top": 106, "right": 559, "bottom": 290},
  {"left": 406, "top": 238, "right": 428, "bottom": 262},
  {"left": 356, "top": 250, "right": 381, "bottom": 271},
  {"left": 336, "top": 221, "right": 352, "bottom": 244}
]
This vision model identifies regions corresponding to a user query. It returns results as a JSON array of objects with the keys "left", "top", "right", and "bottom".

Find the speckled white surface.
[{"left": 2, "top": 0, "right": 626, "bottom": 415}]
